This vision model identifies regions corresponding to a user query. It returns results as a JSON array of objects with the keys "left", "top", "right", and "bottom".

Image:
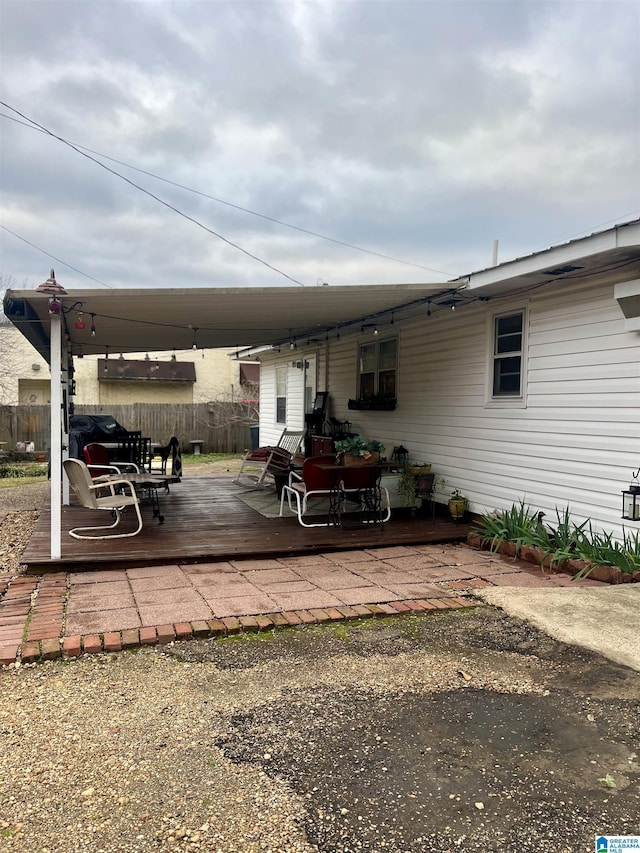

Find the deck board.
[{"left": 21, "top": 475, "right": 471, "bottom": 571}]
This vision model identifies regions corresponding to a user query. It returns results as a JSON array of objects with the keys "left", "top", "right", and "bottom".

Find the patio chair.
[
  {"left": 234, "top": 429, "right": 303, "bottom": 487},
  {"left": 63, "top": 458, "right": 143, "bottom": 539},
  {"left": 83, "top": 442, "right": 140, "bottom": 480},
  {"left": 279, "top": 454, "right": 337, "bottom": 527}
]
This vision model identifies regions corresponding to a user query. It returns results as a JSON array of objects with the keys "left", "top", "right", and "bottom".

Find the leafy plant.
[
  {"left": 472, "top": 502, "right": 640, "bottom": 575},
  {"left": 472, "top": 500, "right": 541, "bottom": 554},
  {"left": 334, "top": 435, "right": 384, "bottom": 456},
  {"left": 0, "top": 462, "right": 48, "bottom": 479}
]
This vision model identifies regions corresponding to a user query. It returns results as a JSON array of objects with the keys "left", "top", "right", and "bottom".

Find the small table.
[
  {"left": 318, "top": 463, "right": 387, "bottom": 528},
  {"left": 107, "top": 473, "right": 169, "bottom": 523}
]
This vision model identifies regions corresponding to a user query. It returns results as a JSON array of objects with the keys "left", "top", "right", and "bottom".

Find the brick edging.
[{"left": 1, "top": 597, "right": 476, "bottom": 666}]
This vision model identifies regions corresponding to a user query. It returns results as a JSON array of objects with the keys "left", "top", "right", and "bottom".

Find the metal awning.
[{"left": 3, "top": 281, "right": 452, "bottom": 362}]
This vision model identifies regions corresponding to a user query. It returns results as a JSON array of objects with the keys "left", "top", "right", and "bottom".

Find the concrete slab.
[{"left": 475, "top": 585, "right": 640, "bottom": 671}]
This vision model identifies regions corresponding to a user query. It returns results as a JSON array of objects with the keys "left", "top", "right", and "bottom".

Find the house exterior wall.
[
  {"left": 0, "top": 325, "right": 257, "bottom": 405},
  {"left": 255, "top": 348, "right": 327, "bottom": 446},
  {"left": 259, "top": 275, "right": 639, "bottom": 536}
]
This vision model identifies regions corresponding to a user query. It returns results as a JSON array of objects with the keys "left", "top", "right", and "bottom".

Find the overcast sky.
[{"left": 1, "top": 0, "right": 639, "bottom": 292}]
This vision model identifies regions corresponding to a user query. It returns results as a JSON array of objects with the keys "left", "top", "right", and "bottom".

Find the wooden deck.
[{"left": 22, "top": 475, "right": 471, "bottom": 572}]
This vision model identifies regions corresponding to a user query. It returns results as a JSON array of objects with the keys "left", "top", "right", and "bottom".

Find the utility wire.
[
  {"left": 1, "top": 103, "right": 305, "bottom": 287},
  {"left": 0, "top": 224, "right": 114, "bottom": 288},
  {"left": 1, "top": 111, "right": 453, "bottom": 277}
]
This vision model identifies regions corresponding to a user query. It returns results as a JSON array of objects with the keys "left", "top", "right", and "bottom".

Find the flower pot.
[{"left": 448, "top": 499, "right": 466, "bottom": 521}]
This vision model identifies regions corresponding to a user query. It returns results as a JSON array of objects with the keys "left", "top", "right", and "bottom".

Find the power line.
[
  {"left": 0, "top": 103, "right": 305, "bottom": 287},
  {"left": 1, "top": 110, "right": 453, "bottom": 277},
  {"left": 0, "top": 225, "right": 114, "bottom": 288}
]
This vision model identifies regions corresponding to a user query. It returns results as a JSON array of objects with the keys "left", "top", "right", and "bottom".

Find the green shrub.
[
  {"left": 0, "top": 462, "right": 48, "bottom": 479},
  {"left": 472, "top": 500, "right": 543, "bottom": 554},
  {"left": 472, "top": 502, "right": 639, "bottom": 575}
]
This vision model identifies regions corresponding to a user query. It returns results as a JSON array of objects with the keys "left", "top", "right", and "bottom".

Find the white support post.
[
  {"left": 61, "top": 349, "right": 70, "bottom": 506},
  {"left": 50, "top": 312, "right": 63, "bottom": 560}
]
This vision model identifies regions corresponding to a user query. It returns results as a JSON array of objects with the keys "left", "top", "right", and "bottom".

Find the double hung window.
[
  {"left": 275, "top": 366, "right": 287, "bottom": 424},
  {"left": 492, "top": 311, "right": 524, "bottom": 397},
  {"left": 358, "top": 337, "right": 398, "bottom": 399}
]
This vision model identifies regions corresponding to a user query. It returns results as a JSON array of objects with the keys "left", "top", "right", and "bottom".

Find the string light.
[
  {"left": 427, "top": 302, "right": 432, "bottom": 317},
  {"left": 90, "top": 314, "right": 96, "bottom": 336},
  {"left": 191, "top": 327, "right": 198, "bottom": 350}
]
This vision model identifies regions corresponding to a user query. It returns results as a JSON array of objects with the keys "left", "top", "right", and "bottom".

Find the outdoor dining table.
[
  {"left": 106, "top": 472, "right": 169, "bottom": 524},
  {"left": 317, "top": 462, "right": 389, "bottom": 528}
]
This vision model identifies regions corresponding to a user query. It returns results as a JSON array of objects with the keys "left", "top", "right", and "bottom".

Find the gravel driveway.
[{"left": 1, "top": 608, "right": 638, "bottom": 852}]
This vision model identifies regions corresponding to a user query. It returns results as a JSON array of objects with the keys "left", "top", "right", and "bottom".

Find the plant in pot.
[
  {"left": 448, "top": 488, "right": 467, "bottom": 521},
  {"left": 334, "top": 435, "right": 384, "bottom": 465},
  {"left": 398, "top": 464, "right": 434, "bottom": 508}
]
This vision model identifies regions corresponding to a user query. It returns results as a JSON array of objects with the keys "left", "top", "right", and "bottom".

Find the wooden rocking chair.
[{"left": 234, "top": 429, "right": 303, "bottom": 487}]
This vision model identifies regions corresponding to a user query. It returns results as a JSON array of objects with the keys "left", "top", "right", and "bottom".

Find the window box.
[{"left": 348, "top": 397, "right": 397, "bottom": 411}]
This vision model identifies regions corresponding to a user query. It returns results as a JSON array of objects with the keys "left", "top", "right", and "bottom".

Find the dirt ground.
[
  {"left": 3, "top": 607, "right": 637, "bottom": 853},
  {"left": 181, "top": 608, "right": 640, "bottom": 852}
]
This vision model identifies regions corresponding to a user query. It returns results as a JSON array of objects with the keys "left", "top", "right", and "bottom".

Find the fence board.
[{"left": 0, "top": 403, "right": 255, "bottom": 454}]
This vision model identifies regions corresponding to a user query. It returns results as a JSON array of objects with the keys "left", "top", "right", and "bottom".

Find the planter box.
[
  {"left": 466, "top": 534, "right": 639, "bottom": 585},
  {"left": 347, "top": 399, "right": 397, "bottom": 411},
  {"left": 340, "top": 451, "right": 380, "bottom": 466}
]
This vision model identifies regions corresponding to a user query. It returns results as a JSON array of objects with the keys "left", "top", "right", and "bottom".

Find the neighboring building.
[
  {"left": 0, "top": 325, "right": 259, "bottom": 406},
  {"left": 254, "top": 222, "right": 640, "bottom": 536}
]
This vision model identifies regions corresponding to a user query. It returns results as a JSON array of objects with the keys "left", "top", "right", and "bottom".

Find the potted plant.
[
  {"left": 397, "top": 464, "right": 434, "bottom": 508},
  {"left": 334, "top": 435, "right": 384, "bottom": 465},
  {"left": 448, "top": 488, "right": 467, "bottom": 521}
]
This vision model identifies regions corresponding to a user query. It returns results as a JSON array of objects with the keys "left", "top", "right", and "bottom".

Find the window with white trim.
[
  {"left": 492, "top": 311, "right": 524, "bottom": 397},
  {"left": 275, "top": 366, "right": 287, "bottom": 424},
  {"left": 358, "top": 337, "right": 398, "bottom": 399}
]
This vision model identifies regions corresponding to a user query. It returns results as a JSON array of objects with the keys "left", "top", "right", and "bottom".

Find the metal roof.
[{"left": 3, "top": 281, "right": 451, "bottom": 362}]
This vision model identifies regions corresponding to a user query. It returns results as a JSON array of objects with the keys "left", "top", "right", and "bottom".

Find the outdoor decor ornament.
[{"left": 621, "top": 467, "right": 640, "bottom": 521}]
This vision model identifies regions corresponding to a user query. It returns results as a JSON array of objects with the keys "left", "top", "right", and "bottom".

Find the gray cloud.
[{"left": 1, "top": 0, "right": 638, "bottom": 291}]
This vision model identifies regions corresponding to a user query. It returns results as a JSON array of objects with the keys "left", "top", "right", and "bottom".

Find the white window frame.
[
  {"left": 357, "top": 336, "right": 398, "bottom": 399},
  {"left": 275, "top": 366, "right": 287, "bottom": 424},
  {"left": 485, "top": 305, "right": 528, "bottom": 408}
]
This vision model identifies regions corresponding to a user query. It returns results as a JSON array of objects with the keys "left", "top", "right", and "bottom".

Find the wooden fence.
[{"left": 0, "top": 403, "right": 256, "bottom": 454}]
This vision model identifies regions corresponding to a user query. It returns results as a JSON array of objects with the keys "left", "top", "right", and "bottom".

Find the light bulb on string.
[{"left": 90, "top": 314, "right": 96, "bottom": 336}]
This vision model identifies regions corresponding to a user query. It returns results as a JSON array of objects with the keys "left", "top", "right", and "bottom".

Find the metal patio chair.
[{"left": 63, "top": 458, "right": 143, "bottom": 539}]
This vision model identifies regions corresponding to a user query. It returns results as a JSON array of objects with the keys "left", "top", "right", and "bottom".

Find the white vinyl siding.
[{"left": 309, "top": 278, "right": 639, "bottom": 537}]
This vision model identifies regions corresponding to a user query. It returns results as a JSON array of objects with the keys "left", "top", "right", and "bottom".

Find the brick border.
[{"left": 0, "top": 597, "right": 477, "bottom": 666}]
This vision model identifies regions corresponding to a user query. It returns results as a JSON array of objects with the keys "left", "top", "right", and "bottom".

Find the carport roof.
[{"left": 3, "top": 281, "right": 451, "bottom": 362}]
